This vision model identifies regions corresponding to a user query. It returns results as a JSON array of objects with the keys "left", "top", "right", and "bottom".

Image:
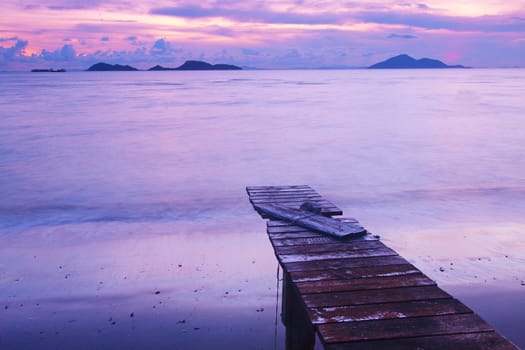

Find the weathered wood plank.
[
  {"left": 302, "top": 286, "right": 453, "bottom": 308},
  {"left": 253, "top": 201, "right": 342, "bottom": 213},
  {"left": 258, "top": 203, "right": 343, "bottom": 213},
  {"left": 268, "top": 225, "right": 317, "bottom": 233},
  {"left": 268, "top": 217, "right": 359, "bottom": 227},
  {"left": 269, "top": 231, "right": 327, "bottom": 240},
  {"left": 272, "top": 236, "right": 340, "bottom": 247},
  {"left": 284, "top": 255, "right": 411, "bottom": 272},
  {"left": 250, "top": 196, "right": 331, "bottom": 203},
  {"left": 250, "top": 199, "right": 338, "bottom": 208},
  {"left": 317, "top": 314, "right": 494, "bottom": 343},
  {"left": 268, "top": 222, "right": 362, "bottom": 235},
  {"left": 247, "top": 186, "right": 344, "bottom": 218},
  {"left": 290, "top": 264, "right": 421, "bottom": 282},
  {"left": 259, "top": 208, "right": 343, "bottom": 219},
  {"left": 324, "top": 332, "right": 519, "bottom": 350},
  {"left": 255, "top": 203, "right": 365, "bottom": 238},
  {"left": 279, "top": 246, "right": 397, "bottom": 263},
  {"left": 248, "top": 190, "right": 324, "bottom": 196},
  {"left": 272, "top": 235, "right": 378, "bottom": 247},
  {"left": 246, "top": 185, "right": 311, "bottom": 191},
  {"left": 248, "top": 193, "right": 323, "bottom": 200},
  {"left": 275, "top": 241, "right": 385, "bottom": 255},
  {"left": 309, "top": 299, "right": 471, "bottom": 324},
  {"left": 246, "top": 189, "right": 317, "bottom": 195},
  {"left": 296, "top": 273, "right": 435, "bottom": 294}
]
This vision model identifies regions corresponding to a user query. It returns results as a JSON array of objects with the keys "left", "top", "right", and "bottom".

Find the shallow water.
[{"left": 0, "top": 69, "right": 524, "bottom": 348}]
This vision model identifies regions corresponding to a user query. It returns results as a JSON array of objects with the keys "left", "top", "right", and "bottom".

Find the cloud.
[
  {"left": 2, "top": 1, "right": 525, "bottom": 70},
  {"left": 356, "top": 11, "right": 525, "bottom": 32},
  {"left": 21, "top": 0, "right": 117, "bottom": 10},
  {"left": 41, "top": 44, "right": 76, "bottom": 61},
  {"left": 149, "top": 3, "right": 525, "bottom": 34},
  {"left": 388, "top": 33, "right": 417, "bottom": 39},
  {"left": 0, "top": 36, "right": 19, "bottom": 43},
  {"left": 0, "top": 39, "right": 28, "bottom": 59},
  {"left": 242, "top": 48, "right": 260, "bottom": 56},
  {"left": 150, "top": 5, "right": 345, "bottom": 25},
  {"left": 150, "top": 38, "right": 173, "bottom": 56},
  {"left": 126, "top": 36, "right": 147, "bottom": 46}
]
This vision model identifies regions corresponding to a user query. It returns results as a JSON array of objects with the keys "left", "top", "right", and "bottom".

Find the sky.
[{"left": 1, "top": 0, "right": 524, "bottom": 70}]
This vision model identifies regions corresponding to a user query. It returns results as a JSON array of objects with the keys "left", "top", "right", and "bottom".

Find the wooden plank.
[
  {"left": 250, "top": 199, "right": 338, "bottom": 207},
  {"left": 249, "top": 194, "right": 326, "bottom": 200},
  {"left": 267, "top": 221, "right": 360, "bottom": 234},
  {"left": 246, "top": 185, "right": 311, "bottom": 191},
  {"left": 261, "top": 210, "right": 338, "bottom": 219},
  {"left": 252, "top": 201, "right": 341, "bottom": 212},
  {"left": 317, "top": 313, "right": 494, "bottom": 343},
  {"left": 269, "top": 231, "right": 327, "bottom": 240},
  {"left": 256, "top": 202, "right": 342, "bottom": 212},
  {"left": 268, "top": 225, "right": 317, "bottom": 233},
  {"left": 247, "top": 186, "right": 344, "bottom": 217},
  {"left": 279, "top": 246, "right": 397, "bottom": 263},
  {"left": 247, "top": 186, "right": 313, "bottom": 193},
  {"left": 284, "top": 255, "right": 411, "bottom": 272},
  {"left": 309, "top": 298, "right": 471, "bottom": 324},
  {"left": 268, "top": 217, "right": 359, "bottom": 227},
  {"left": 295, "top": 273, "right": 435, "bottom": 294},
  {"left": 272, "top": 235, "right": 378, "bottom": 247},
  {"left": 275, "top": 241, "right": 385, "bottom": 255},
  {"left": 247, "top": 189, "right": 318, "bottom": 195},
  {"left": 302, "top": 286, "right": 453, "bottom": 308},
  {"left": 248, "top": 194, "right": 323, "bottom": 200},
  {"left": 325, "top": 332, "right": 519, "bottom": 350},
  {"left": 261, "top": 207, "right": 343, "bottom": 218},
  {"left": 255, "top": 203, "right": 366, "bottom": 238},
  {"left": 246, "top": 188, "right": 316, "bottom": 194},
  {"left": 290, "top": 264, "right": 421, "bottom": 282},
  {"left": 272, "top": 236, "right": 341, "bottom": 247},
  {"left": 250, "top": 197, "right": 324, "bottom": 204}
]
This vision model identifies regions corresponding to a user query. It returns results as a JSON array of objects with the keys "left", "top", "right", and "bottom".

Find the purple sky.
[{"left": 1, "top": 0, "right": 524, "bottom": 70}]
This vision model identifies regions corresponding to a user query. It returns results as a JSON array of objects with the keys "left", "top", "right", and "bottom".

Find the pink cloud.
[{"left": 1, "top": 1, "right": 524, "bottom": 69}]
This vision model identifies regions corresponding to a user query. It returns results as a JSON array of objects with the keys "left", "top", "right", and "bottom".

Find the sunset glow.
[{"left": 1, "top": 0, "right": 524, "bottom": 70}]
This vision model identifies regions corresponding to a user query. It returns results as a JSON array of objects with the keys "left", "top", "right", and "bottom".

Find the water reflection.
[{"left": 1, "top": 69, "right": 524, "bottom": 348}]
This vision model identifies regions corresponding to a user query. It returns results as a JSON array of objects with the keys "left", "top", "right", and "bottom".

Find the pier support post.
[{"left": 282, "top": 271, "right": 316, "bottom": 350}]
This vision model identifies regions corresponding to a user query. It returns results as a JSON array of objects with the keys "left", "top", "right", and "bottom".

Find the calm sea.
[{"left": 1, "top": 69, "right": 524, "bottom": 349}]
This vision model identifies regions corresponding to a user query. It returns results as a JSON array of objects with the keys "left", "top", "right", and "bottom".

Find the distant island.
[
  {"left": 87, "top": 60, "right": 242, "bottom": 72},
  {"left": 149, "top": 60, "right": 242, "bottom": 71},
  {"left": 369, "top": 54, "right": 467, "bottom": 69},
  {"left": 31, "top": 68, "right": 66, "bottom": 72},
  {"left": 87, "top": 63, "right": 139, "bottom": 71}
]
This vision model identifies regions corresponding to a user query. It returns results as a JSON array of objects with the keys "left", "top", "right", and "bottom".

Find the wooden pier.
[{"left": 246, "top": 185, "right": 518, "bottom": 350}]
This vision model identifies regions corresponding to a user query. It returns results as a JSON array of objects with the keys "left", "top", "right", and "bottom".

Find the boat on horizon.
[{"left": 31, "top": 68, "right": 66, "bottom": 73}]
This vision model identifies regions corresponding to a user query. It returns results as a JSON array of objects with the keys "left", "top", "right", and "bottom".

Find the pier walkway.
[{"left": 246, "top": 185, "right": 518, "bottom": 350}]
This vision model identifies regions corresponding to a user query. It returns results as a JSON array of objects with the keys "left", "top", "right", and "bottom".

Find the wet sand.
[
  {"left": 369, "top": 218, "right": 525, "bottom": 348},
  {"left": 1, "top": 208, "right": 524, "bottom": 349},
  {"left": 0, "top": 218, "right": 287, "bottom": 350}
]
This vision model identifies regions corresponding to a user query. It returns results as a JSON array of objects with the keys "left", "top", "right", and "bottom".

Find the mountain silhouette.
[
  {"left": 148, "top": 60, "right": 242, "bottom": 71},
  {"left": 369, "top": 54, "right": 466, "bottom": 69},
  {"left": 87, "top": 63, "right": 138, "bottom": 71}
]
